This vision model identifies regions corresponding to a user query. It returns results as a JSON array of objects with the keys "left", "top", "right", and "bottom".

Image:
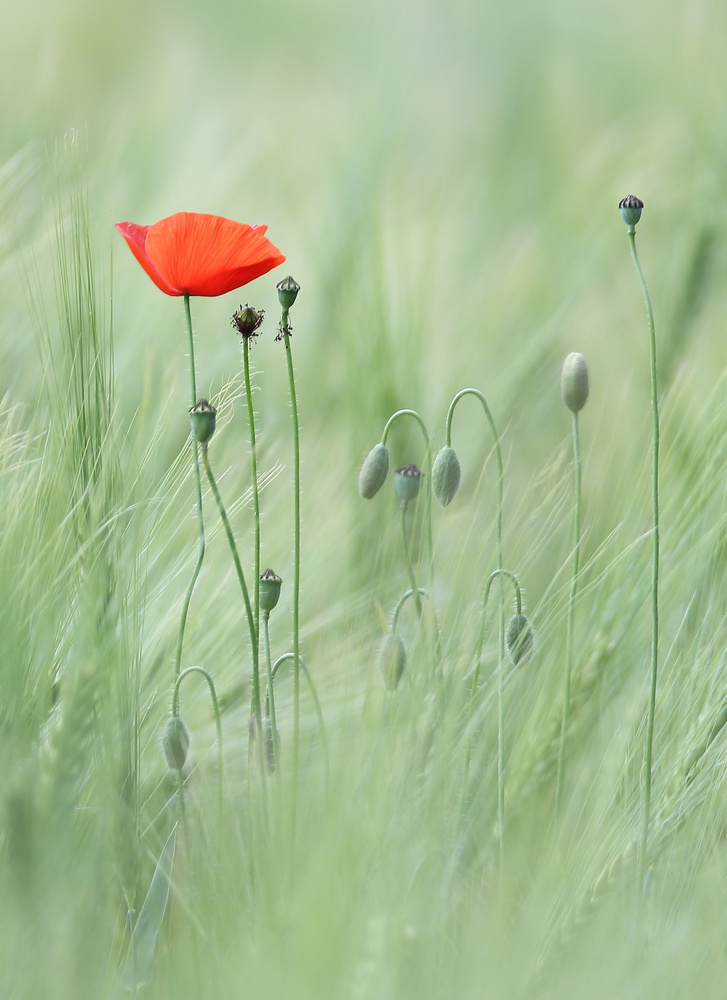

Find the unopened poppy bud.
[
  {"left": 619, "top": 194, "right": 643, "bottom": 228},
  {"left": 231, "top": 304, "right": 264, "bottom": 339},
  {"left": 259, "top": 568, "right": 283, "bottom": 613},
  {"left": 162, "top": 716, "right": 190, "bottom": 771},
  {"left": 394, "top": 464, "right": 422, "bottom": 505},
  {"left": 506, "top": 613, "right": 535, "bottom": 666},
  {"left": 561, "top": 353, "right": 589, "bottom": 413},
  {"left": 432, "top": 446, "right": 461, "bottom": 506},
  {"left": 358, "top": 443, "right": 390, "bottom": 499},
  {"left": 378, "top": 632, "right": 407, "bottom": 690},
  {"left": 189, "top": 399, "right": 217, "bottom": 445},
  {"left": 277, "top": 275, "right": 300, "bottom": 310}
]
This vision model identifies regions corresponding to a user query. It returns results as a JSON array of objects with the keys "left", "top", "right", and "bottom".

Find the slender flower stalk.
[
  {"left": 276, "top": 276, "right": 302, "bottom": 786},
  {"left": 172, "top": 666, "right": 224, "bottom": 817},
  {"left": 395, "top": 465, "right": 424, "bottom": 617},
  {"left": 174, "top": 295, "right": 207, "bottom": 676},
  {"left": 619, "top": 195, "right": 660, "bottom": 891},
  {"left": 381, "top": 409, "right": 434, "bottom": 579},
  {"left": 556, "top": 353, "right": 589, "bottom": 812}
]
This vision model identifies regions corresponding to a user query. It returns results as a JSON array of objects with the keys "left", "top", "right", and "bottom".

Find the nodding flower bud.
[
  {"left": 561, "top": 353, "right": 589, "bottom": 413},
  {"left": 378, "top": 632, "right": 407, "bottom": 690},
  {"left": 277, "top": 275, "right": 300, "bottom": 310},
  {"left": 394, "top": 464, "right": 422, "bottom": 506},
  {"left": 358, "top": 443, "right": 390, "bottom": 499},
  {"left": 189, "top": 399, "right": 217, "bottom": 446},
  {"left": 162, "top": 716, "right": 190, "bottom": 771},
  {"left": 231, "top": 304, "right": 264, "bottom": 340},
  {"left": 259, "top": 568, "right": 283, "bottom": 614},
  {"left": 506, "top": 613, "right": 535, "bottom": 667},
  {"left": 619, "top": 194, "right": 643, "bottom": 229},
  {"left": 432, "top": 446, "right": 461, "bottom": 506}
]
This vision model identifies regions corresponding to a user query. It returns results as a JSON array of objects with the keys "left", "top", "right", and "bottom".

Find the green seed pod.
[
  {"left": 259, "top": 568, "right": 283, "bottom": 613},
  {"left": 378, "top": 632, "right": 407, "bottom": 690},
  {"left": 561, "top": 353, "right": 589, "bottom": 413},
  {"left": 394, "top": 464, "right": 422, "bottom": 505},
  {"left": 162, "top": 716, "right": 190, "bottom": 771},
  {"left": 277, "top": 275, "right": 300, "bottom": 310},
  {"left": 189, "top": 398, "right": 217, "bottom": 445},
  {"left": 432, "top": 446, "right": 461, "bottom": 506},
  {"left": 619, "top": 194, "right": 643, "bottom": 228},
  {"left": 358, "top": 443, "right": 390, "bottom": 499},
  {"left": 506, "top": 613, "right": 535, "bottom": 667}
]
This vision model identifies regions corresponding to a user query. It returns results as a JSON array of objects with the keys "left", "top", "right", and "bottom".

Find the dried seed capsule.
[
  {"left": 394, "top": 464, "right": 422, "bottom": 505},
  {"left": 189, "top": 398, "right": 217, "bottom": 445},
  {"left": 432, "top": 446, "right": 461, "bottom": 506},
  {"left": 231, "top": 304, "right": 264, "bottom": 340},
  {"left": 561, "top": 353, "right": 589, "bottom": 413},
  {"left": 358, "top": 443, "right": 390, "bottom": 499},
  {"left": 259, "top": 568, "right": 283, "bottom": 613},
  {"left": 506, "top": 613, "right": 535, "bottom": 666},
  {"left": 618, "top": 194, "right": 643, "bottom": 228},
  {"left": 162, "top": 716, "right": 190, "bottom": 771},
  {"left": 378, "top": 632, "right": 407, "bottom": 690}
]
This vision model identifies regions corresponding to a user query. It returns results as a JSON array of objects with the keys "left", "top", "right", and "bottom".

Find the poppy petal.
[
  {"left": 144, "top": 213, "right": 286, "bottom": 297},
  {"left": 115, "top": 222, "right": 182, "bottom": 296}
]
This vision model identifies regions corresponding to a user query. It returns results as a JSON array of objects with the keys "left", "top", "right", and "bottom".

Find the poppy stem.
[
  {"left": 174, "top": 295, "right": 206, "bottom": 677},
  {"left": 242, "top": 338, "right": 262, "bottom": 717},
  {"left": 281, "top": 308, "right": 302, "bottom": 797}
]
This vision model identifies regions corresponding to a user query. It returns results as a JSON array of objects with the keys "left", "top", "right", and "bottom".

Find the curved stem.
[
  {"left": 271, "top": 652, "right": 329, "bottom": 780},
  {"left": 199, "top": 448, "right": 264, "bottom": 777},
  {"left": 382, "top": 409, "right": 434, "bottom": 581},
  {"left": 628, "top": 228, "right": 660, "bottom": 892},
  {"left": 262, "top": 613, "right": 279, "bottom": 769},
  {"left": 174, "top": 295, "right": 206, "bottom": 677},
  {"left": 556, "top": 411, "right": 582, "bottom": 813},
  {"left": 173, "top": 665, "right": 224, "bottom": 817},
  {"left": 281, "top": 310, "right": 302, "bottom": 795},
  {"left": 391, "top": 587, "right": 429, "bottom": 632}
]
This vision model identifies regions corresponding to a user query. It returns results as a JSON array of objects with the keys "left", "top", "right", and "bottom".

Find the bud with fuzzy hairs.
[
  {"left": 561, "top": 353, "right": 589, "bottom": 413},
  {"left": 432, "top": 446, "right": 461, "bottom": 506},
  {"left": 358, "top": 442, "right": 390, "bottom": 499},
  {"left": 378, "top": 632, "right": 407, "bottom": 690},
  {"left": 506, "top": 613, "right": 535, "bottom": 666},
  {"left": 163, "top": 716, "right": 190, "bottom": 771}
]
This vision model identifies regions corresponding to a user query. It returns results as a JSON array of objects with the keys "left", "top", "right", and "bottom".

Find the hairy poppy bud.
[
  {"left": 277, "top": 275, "right": 300, "bottom": 310},
  {"left": 394, "top": 464, "right": 422, "bottom": 506},
  {"left": 162, "top": 716, "right": 190, "bottom": 771},
  {"left": 432, "top": 446, "right": 461, "bottom": 506},
  {"left": 378, "top": 632, "right": 407, "bottom": 690},
  {"left": 259, "top": 568, "right": 283, "bottom": 614},
  {"left": 231, "top": 304, "right": 264, "bottom": 340},
  {"left": 189, "top": 399, "right": 217, "bottom": 445},
  {"left": 561, "top": 353, "right": 589, "bottom": 413},
  {"left": 619, "top": 194, "right": 643, "bottom": 228},
  {"left": 358, "top": 443, "right": 390, "bottom": 499},
  {"left": 506, "top": 613, "right": 535, "bottom": 666}
]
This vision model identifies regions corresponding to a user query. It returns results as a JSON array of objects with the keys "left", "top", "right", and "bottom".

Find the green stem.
[
  {"left": 242, "top": 338, "right": 261, "bottom": 665},
  {"left": 282, "top": 310, "right": 302, "bottom": 789},
  {"left": 262, "top": 613, "right": 279, "bottom": 769},
  {"left": 173, "top": 665, "right": 224, "bottom": 816},
  {"left": 382, "top": 409, "right": 434, "bottom": 577},
  {"left": 555, "top": 410, "right": 582, "bottom": 812},
  {"left": 199, "top": 447, "right": 264, "bottom": 779},
  {"left": 400, "top": 505, "right": 423, "bottom": 618},
  {"left": 174, "top": 295, "right": 206, "bottom": 677},
  {"left": 271, "top": 652, "right": 329, "bottom": 780},
  {"left": 628, "top": 228, "right": 660, "bottom": 892},
  {"left": 391, "top": 587, "right": 428, "bottom": 632}
]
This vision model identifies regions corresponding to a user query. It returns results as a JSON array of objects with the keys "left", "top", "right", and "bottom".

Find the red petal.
[
  {"left": 115, "top": 222, "right": 182, "bottom": 296},
  {"left": 144, "top": 213, "right": 285, "bottom": 297}
]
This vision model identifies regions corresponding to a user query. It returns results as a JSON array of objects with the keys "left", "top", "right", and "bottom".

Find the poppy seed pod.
[
  {"left": 358, "top": 443, "right": 390, "bottom": 499},
  {"left": 506, "top": 613, "right": 535, "bottom": 666},
  {"left": 277, "top": 275, "right": 300, "bottom": 310},
  {"left": 231, "top": 304, "right": 264, "bottom": 340},
  {"left": 189, "top": 398, "right": 217, "bottom": 445},
  {"left": 259, "top": 568, "right": 283, "bottom": 614},
  {"left": 432, "top": 446, "right": 461, "bottom": 506},
  {"left": 394, "top": 464, "right": 422, "bottom": 505},
  {"left": 561, "top": 353, "right": 589, "bottom": 413},
  {"left": 619, "top": 194, "right": 643, "bottom": 228},
  {"left": 162, "top": 716, "right": 190, "bottom": 771},
  {"left": 378, "top": 632, "right": 407, "bottom": 690}
]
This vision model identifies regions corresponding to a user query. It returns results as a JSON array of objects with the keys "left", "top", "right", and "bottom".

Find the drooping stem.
[
  {"left": 271, "top": 652, "right": 329, "bottom": 780},
  {"left": 628, "top": 228, "right": 660, "bottom": 892},
  {"left": 174, "top": 295, "right": 206, "bottom": 677},
  {"left": 391, "top": 587, "right": 429, "bottom": 631},
  {"left": 281, "top": 308, "right": 302, "bottom": 787},
  {"left": 382, "top": 409, "right": 434, "bottom": 580},
  {"left": 556, "top": 410, "right": 582, "bottom": 812},
  {"left": 173, "top": 665, "right": 224, "bottom": 817}
]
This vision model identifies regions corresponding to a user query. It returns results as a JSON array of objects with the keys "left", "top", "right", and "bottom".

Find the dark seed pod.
[
  {"left": 358, "top": 443, "right": 390, "bottom": 499},
  {"left": 618, "top": 194, "right": 643, "bottom": 228},
  {"left": 163, "top": 716, "right": 190, "bottom": 771},
  {"left": 378, "top": 632, "right": 407, "bottom": 690},
  {"left": 432, "top": 446, "right": 461, "bottom": 506},
  {"left": 561, "top": 353, "right": 589, "bottom": 413},
  {"left": 506, "top": 613, "right": 535, "bottom": 666},
  {"left": 394, "top": 464, "right": 422, "bottom": 505}
]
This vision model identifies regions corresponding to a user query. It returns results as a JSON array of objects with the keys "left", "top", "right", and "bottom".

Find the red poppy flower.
[{"left": 115, "top": 212, "right": 285, "bottom": 297}]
